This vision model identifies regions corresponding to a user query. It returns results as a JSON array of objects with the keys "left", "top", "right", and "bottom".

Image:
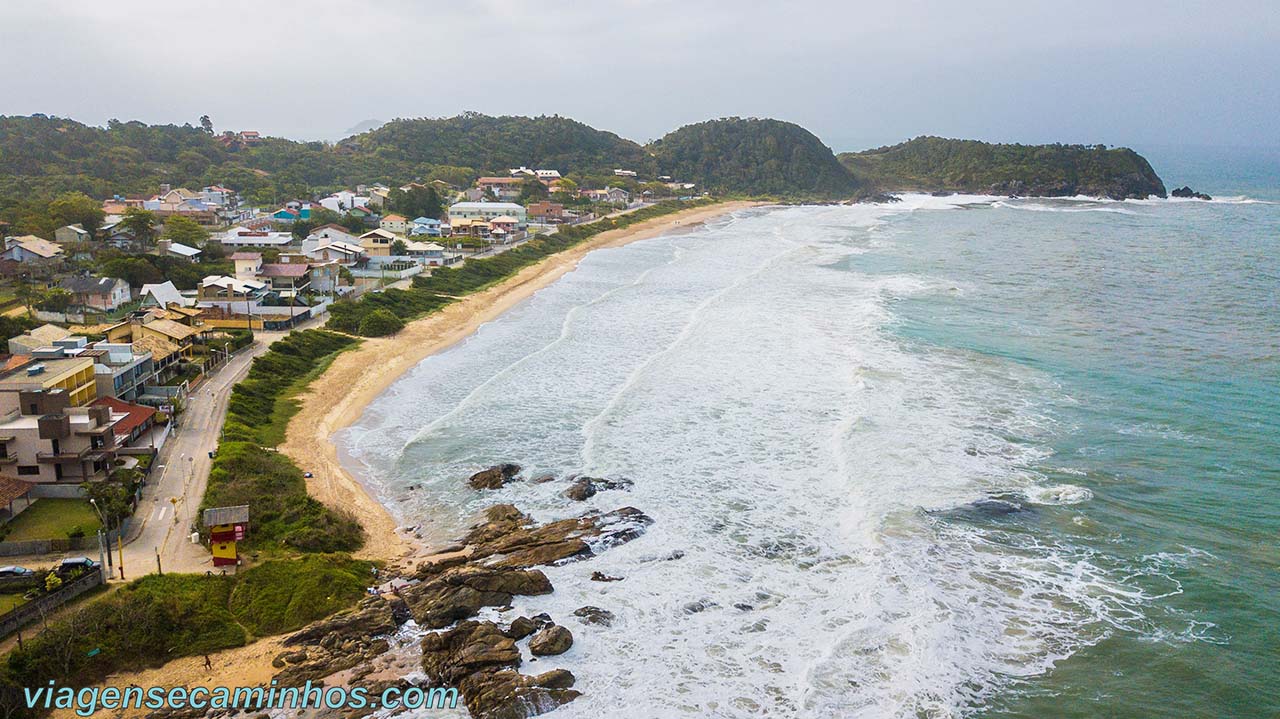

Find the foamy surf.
[{"left": 336, "top": 201, "right": 1222, "bottom": 717}]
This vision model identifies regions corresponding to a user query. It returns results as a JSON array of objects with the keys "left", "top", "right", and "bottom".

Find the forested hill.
[
  {"left": 341, "top": 114, "right": 655, "bottom": 177},
  {"left": 839, "top": 137, "right": 1166, "bottom": 199},
  {"left": 649, "top": 118, "right": 862, "bottom": 198}
]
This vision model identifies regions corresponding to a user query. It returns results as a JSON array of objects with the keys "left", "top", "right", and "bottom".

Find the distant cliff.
[{"left": 839, "top": 137, "right": 1166, "bottom": 200}]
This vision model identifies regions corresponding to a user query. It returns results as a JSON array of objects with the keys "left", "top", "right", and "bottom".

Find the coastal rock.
[
  {"left": 422, "top": 621, "right": 580, "bottom": 719},
  {"left": 531, "top": 474, "right": 557, "bottom": 484},
  {"left": 563, "top": 476, "right": 633, "bottom": 501},
  {"left": 573, "top": 606, "right": 615, "bottom": 627},
  {"left": 590, "top": 571, "right": 622, "bottom": 582},
  {"left": 458, "top": 669, "right": 581, "bottom": 719},
  {"left": 458, "top": 504, "right": 653, "bottom": 569},
  {"left": 468, "top": 463, "right": 523, "bottom": 490},
  {"left": 528, "top": 625, "right": 573, "bottom": 656},
  {"left": 282, "top": 596, "right": 398, "bottom": 647},
  {"left": 1171, "top": 185, "right": 1213, "bottom": 200},
  {"left": 403, "top": 565, "right": 553, "bottom": 629},
  {"left": 504, "top": 616, "right": 539, "bottom": 640}
]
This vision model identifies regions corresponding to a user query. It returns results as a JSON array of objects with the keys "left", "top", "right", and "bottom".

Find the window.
[{"left": 17, "top": 466, "right": 39, "bottom": 476}]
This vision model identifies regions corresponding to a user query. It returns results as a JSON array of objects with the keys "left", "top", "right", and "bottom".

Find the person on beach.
[{"left": 203, "top": 654, "right": 212, "bottom": 670}]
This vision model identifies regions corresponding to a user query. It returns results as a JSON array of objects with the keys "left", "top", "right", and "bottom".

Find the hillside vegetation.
[
  {"left": 650, "top": 118, "right": 861, "bottom": 198},
  {"left": 839, "top": 137, "right": 1166, "bottom": 199}
]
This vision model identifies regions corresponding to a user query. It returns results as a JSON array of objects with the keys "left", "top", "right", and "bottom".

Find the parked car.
[
  {"left": 54, "top": 557, "right": 98, "bottom": 578},
  {"left": 0, "top": 566, "right": 33, "bottom": 578}
]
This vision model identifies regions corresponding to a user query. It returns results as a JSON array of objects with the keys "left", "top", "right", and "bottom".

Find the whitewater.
[{"left": 339, "top": 195, "right": 1276, "bottom": 717}]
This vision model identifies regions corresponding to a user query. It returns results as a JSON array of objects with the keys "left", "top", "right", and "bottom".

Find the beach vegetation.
[{"left": 357, "top": 308, "right": 405, "bottom": 336}]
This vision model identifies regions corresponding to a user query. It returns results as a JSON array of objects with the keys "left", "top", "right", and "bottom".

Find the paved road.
[{"left": 111, "top": 319, "right": 323, "bottom": 579}]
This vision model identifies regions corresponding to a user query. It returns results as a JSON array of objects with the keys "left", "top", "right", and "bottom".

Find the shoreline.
[{"left": 279, "top": 201, "right": 760, "bottom": 566}]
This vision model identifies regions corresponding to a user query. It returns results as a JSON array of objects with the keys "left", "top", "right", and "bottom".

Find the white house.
[
  {"left": 140, "top": 281, "right": 195, "bottom": 308},
  {"left": 446, "top": 202, "right": 527, "bottom": 228}
]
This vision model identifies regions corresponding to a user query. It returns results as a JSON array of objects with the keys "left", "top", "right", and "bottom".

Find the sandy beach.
[{"left": 279, "top": 201, "right": 758, "bottom": 566}]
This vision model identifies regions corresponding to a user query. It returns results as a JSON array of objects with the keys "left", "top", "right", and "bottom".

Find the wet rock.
[
  {"left": 459, "top": 668, "right": 580, "bottom": 719},
  {"left": 271, "top": 650, "right": 308, "bottom": 668},
  {"left": 468, "top": 463, "right": 523, "bottom": 490},
  {"left": 403, "top": 565, "right": 553, "bottom": 629},
  {"left": 504, "top": 616, "right": 538, "bottom": 640},
  {"left": 563, "top": 476, "right": 632, "bottom": 501},
  {"left": 422, "top": 621, "right": 580, "bottom": 719},
  {"left": 573, "top": 606, "right": 615, "bottom": 627},
  {"left": 530, "top": 474, "right": 557, "bottom": 484},
  {"left": 532, "top": 669, "right": 576, "bottom": 690},
  {"left": 733, "top": 603, "right": 754, "bottom": 612},
  {"left": 529, "top": 625, "right": 573, "bottom": 656},
  {"left": 1171, "top": 185, "right": 1212, "bottom": 200},
  {"left": 590, "top": 571, "right": 622, "bottom": 582},
  {"left": 682, "top": 599, "right": 716, "bottom": 614},
  {"left": 458, "top": 504, "right": 653, "bottom": 569}
]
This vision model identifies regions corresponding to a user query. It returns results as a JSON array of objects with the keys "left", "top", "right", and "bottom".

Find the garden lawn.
[{"left": 2, "top": 499, "right": 102, "bottom": 542}]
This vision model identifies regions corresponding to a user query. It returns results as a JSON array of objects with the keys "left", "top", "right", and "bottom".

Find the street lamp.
[{"left": 88, "top": 499, "right": 112, "bottom": 572}]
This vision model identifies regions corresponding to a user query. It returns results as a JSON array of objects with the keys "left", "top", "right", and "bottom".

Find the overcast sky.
[{"left": 2, "top": 1, "right": 1276, "bottom": 151}]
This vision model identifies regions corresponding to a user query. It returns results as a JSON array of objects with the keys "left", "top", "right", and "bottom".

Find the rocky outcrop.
[
  {"left": 1171, "top": 185, "right": 1213, "bottom": 200},
  {"left": 271, "top": 596, "right": 402, "bottom": 685},
  {"left": 453, "top": 503, "right": 653, "bottom": 569},
  {"left": 422, "top": 620, "right": 580, "bottom": 719},
  {"left": 468, "top": 463, "right": 523, "bottom": 490},
  {"left": 573, "top": 605, "right": 615, "bottom": 627},
  {"left": 563, "top": 476, "right": 633, "bottom": 501},
  {"left": 528, "top": 624, "right": 573, "bottom": 656},
  {"left": 402, "top": 564, "right": 553, "bottom": 629}
]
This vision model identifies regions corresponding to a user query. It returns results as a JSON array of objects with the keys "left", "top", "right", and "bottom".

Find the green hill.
[
  {"left": 839, "top": 137, "right": 1166, "bottom": 199},
  {"left": 649, "top": 118, "right": 861, "bottom": 198},
  {"left": 342, "top": 112, "right": 655, "bottom": 177}
]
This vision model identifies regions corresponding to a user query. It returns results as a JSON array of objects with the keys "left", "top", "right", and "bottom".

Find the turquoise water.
[
  {"left": 344, "top": 155, "right": 1277, "bottom": 717},
  {"left": 870, "top": 192, "right": 1279, "bottom": 717}
]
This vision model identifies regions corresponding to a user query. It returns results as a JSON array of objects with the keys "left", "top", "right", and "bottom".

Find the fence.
[
  {"left": 0, "top": 569, "right": 105, "bottom": 638},
  {"left": 0, "top": 524, "right": 125, "bottom": 557}
]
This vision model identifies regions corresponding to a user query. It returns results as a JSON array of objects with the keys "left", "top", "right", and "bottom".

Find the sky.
[{"left": 1, "top": 1, "right": 1277, "bottom": 152}]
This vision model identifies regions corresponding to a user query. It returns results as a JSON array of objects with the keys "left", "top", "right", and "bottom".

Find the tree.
[
  {"left": 519, "top": 178, "right": 549, "bottom": 203},
  {"left": 101, "top": 257, "right": 164, "bottom": 287},
  {"left": 48, "top": 192, "right": 105, "bottom": 238},
  {"left": 201, "top": 239, "right": 227, "bottom": 262},
  {"left": 162, "top": 215, "right": 209, "bottom": 246},
  {"left": 391, "top": 239, "right": 408, "bottom": 255},
  {"left": 119, "top": 208, "right": 158, "bottom": 245},
  {"left": 358, "top": 309, "right": 405, "bottom": 337},
  {"left": 36, "top": 289, "right": 73, "bottom": 312},
  {"left": 199, "top": 115, "right": 214, "bottom": 135}
]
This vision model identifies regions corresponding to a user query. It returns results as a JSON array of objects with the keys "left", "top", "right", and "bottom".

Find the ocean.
[{"left": 339, "top": 158, "right": 1278, "bottom": 717}]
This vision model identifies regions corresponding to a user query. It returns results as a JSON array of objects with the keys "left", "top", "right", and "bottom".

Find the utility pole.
[{"left": 155, "top": 546, "right": 162, "bottom": 575}]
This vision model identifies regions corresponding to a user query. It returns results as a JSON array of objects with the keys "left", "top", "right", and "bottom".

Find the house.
[
  {"left": 359, "top": 228, "right": 398, "bottom": 257},
  {"left": 229, "top": 252, "right": 264, "bottom": 280},
  {"left": 527, "top": 202, "right": 564, "bottom": 221},
  {"left": 535, "top": 169, "right": 562, "bottom": 181},
  {"left": 0, "top": 387, "right": 119, "bottom": 486},
  {"left": 307, "top": 224, "right": 361, "bottom": 246},
  {"left": 8, "top": 324, "right": 74, "bottom": 356},
  {"left": 379, "top": 214, "right": 409, "bottom": 235},
  {"left": 613, "top": 169, "right": 637, "bottom": 177},
  {"left": 139, "top": 281, "right": 195, "bottom": 309},
  {"left": 582, "top": 187, "right": 631, "bottom": 204},
  {"left": 410, "top": 217, "right": 442, "bottom": 237},
  {"left": 218, "top": 227, "right": 295, "bottom": 250},
  {"left": 449, "top": 218, "right": 489, "bottom": 238},
  {"left": 475, "top": 177, "right": 524, "bottom": 201},
  {"left": 158, "top": 239, "right": 202, "bottom": 262},
  {"left": 54, "top": 224, "right": 91, "bottom": 244},
  {"left": 1, "top": 235, "right": 65, "bottom": 264},
  {"left": 281, "top": 252, "right": 341, "bottom": 293},
  {"left": 462, "top": 188, "right": 486, "bottom": 202},
  {"left": 104, "top": 312, "right": 202, "bottom": 363},
  {"left": 89, "top": 396, "right": 156, "bottom": 447},
  {"left": 198, "top": 275, "right": 269, "bottom": 304},
  {"left": 258, "top": 263, "right": 311, "bottom": 298},
  {"left": 447, "top": 202, "right": 527, "bottom": 228},
  {"left": 270, "top": 201, "right": 313, "bottom": 223},
  {"left": 404, "top": 241, "right": 460, "bottom": 267},
  {"left": 85, "top": 343, "right": 154, "bottom": 401},
  {"left": 301, "top": 238, "right": 364, "bottom": 265},
  {"left": 347, "top": 205, "right": 378, "bottom": 222},
  {"left": 489, "top": 216, "right": 520, "bottom": 235},
  {"left": 57, "top": 276, "right": 132, "bottom": 312}
]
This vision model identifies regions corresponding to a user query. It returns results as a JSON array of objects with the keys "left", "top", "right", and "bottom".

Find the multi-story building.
[{"left": 0, "top": 388, "right": 119, "bottom": 486}]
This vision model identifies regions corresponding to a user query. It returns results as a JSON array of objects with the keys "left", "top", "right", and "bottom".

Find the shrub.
[{"left": 357, "top": 308, "right": 404, "bottom": 336}]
